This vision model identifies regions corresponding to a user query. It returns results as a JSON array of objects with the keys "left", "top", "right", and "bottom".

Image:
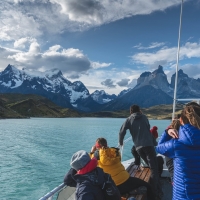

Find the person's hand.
[
  {"left": 167, "top": 128, "right": 179, "bottom": 138},
  {"left": 90, "top": 145, "right": 97, "bottom": 153},
  {"left": 118, "top": 142, "right": 123, "bottom": 147}
]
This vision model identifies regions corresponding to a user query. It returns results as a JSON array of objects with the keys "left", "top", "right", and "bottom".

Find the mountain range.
[{"left": 0, "top": 64, "right": 200, "bottom": 112}]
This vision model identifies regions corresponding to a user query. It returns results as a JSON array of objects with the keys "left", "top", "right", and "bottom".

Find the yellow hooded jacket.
[{"left": 97, "top": 147, "right": 129, "bottom": 186}]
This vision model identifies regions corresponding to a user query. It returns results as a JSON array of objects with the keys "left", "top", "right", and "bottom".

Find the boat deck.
[
  {"left": 123, "top": 161, "right": 172, "bottom": 200},
  {"left": 122, "top": 163, "right": 151, "bottom": 200}
]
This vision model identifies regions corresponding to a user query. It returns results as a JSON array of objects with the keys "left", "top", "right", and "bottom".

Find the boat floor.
[
  {"left": 123, "top": 158, "right": 172, "bottom": 200},
  {"left": 160, "top": 178, "right": 173, "bottom": 200}
]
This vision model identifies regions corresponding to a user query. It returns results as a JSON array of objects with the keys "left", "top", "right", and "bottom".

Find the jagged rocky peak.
[
  {"left": 140, "top": 71, "right": 151, "bottom": 78},
  {"left": 45, "top": 68, "right": 63, "bottom": 79},
  {"left": 72, "top": 81, "right": 89, "bottom": 93},
  {"left": 171, "top": 69, "right": 189, "bottom": 87},
  {"left": 3, "top": 64, "right": 19, "bottom": 74},
  {"left": 171, "top": 69, "right": 188, "bottom": 80},
  {"left": 178, "top": 69, "right": 188, "bottom": 78},
  {"left": 93, "top": 90, "right": 106, "bottom": 95},
  {"left": 152, "top": 65, "right": 165, "bottom": 75},
  {"left": 135, "top": 65, "right": 171, "bottom": 94}
]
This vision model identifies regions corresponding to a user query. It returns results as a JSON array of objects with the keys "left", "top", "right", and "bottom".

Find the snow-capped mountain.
[
  {"left": 0, "top": 64, "right": 99, "bottom": 111},
  {"left": 91, "top": 90, "right": 117, "bottom": 104},
  {"left": 1, "top": 64, "right": 200, "bottom": 112}
]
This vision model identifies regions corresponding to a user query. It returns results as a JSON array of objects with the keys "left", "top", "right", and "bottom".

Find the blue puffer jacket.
[{"left": 156, "top": 124, "right": 200, "bottom": 200}]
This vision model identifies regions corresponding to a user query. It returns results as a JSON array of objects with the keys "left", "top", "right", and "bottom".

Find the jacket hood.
[
  {"left": 179, "top": 124, "right": 200, "bottom": 147},
  {"left": 131, "top": 112, "right": 142, "bottom": 119},
  {"left": 74, "top": 167, "right": 105, "bottom": 186},
  {"left": 99, "top": 147, "right": 121, "bottom": 165}
]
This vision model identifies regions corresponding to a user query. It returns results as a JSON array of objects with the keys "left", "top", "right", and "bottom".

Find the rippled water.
[{"left": 0, "top": 118, "right": 170, "bottom": 200}]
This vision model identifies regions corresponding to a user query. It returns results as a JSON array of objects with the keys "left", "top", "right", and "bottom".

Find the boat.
[{"left": 38, "top": 1, "right": 198, "bottom": 199}]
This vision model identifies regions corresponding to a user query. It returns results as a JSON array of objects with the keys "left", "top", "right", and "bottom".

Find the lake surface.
[{"left": 0, "top": 118, "right": 171, "bottom": 200}]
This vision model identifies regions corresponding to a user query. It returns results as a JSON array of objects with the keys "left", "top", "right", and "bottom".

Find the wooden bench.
[{"left": 121, "top": 163, "right": 151, "bottom": 200}]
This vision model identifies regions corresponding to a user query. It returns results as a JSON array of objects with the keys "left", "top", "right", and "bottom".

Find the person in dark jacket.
[
  {"left": 64, "top": 150, "right": 121, "bottom": 200},
  {"left": 119, "top": 104, "right": 162, "bottom": 200},
  {"left": 156, "top": 105, "right": 200, "bottom": 200}
]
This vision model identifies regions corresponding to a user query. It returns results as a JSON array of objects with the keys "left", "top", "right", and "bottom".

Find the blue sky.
[{"left": 0, "top": 0, "right": 200, "bottom": 95}]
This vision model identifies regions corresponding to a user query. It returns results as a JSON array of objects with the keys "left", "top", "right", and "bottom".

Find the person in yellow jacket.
[{"left": 90, "top": 138, "right": 156, "bottom": 199}]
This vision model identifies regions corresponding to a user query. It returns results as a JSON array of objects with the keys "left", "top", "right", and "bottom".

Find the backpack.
[{"left": 102, "top": 173, "right": 121, "bottom": 200}]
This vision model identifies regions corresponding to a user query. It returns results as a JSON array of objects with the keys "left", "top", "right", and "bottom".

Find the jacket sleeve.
[
  {"left": 156, "top": 139, "right": 175, "bottom": 158},
  {"left": 158, "top": 131, "right": 172, "bottom": 145},
  {"left": 77, "top": 192, "right": 96, "bottom": 200},
  {"left": 63, "top": 168, "right": 77, "bottom": 187},
  {"left": 119, "top": 118, "right": 129, "bottom": 145}
]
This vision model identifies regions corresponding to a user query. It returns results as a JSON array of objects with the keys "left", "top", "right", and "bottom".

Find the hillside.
[
  {"left": 0, "top": 93, "right": 81, "bottom": 118},
  {"left": 0, "top": 93, "right": 184, "bottom": 119},
  {"left": 85, "top": 104, "right": 183, "bottom": 119}
]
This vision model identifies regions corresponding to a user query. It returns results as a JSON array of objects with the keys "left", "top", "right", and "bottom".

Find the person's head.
[
  {"left": 95, "top": 138, "right": 107, "bottom": 149},
  {"left": 152, "top": 126, "right": 158, "bottom": 130},
  {"left": 180, "top": 105, "right": 200, "bottom": 129},
  {"left": 130, "top": 104, "right": 140, "bottom": 114},
  {"left": 70, "top": 150, "right": 91, "bottom": 171},
  {"left": 185, "top": 102, "right": 200, "bottom": 107}
]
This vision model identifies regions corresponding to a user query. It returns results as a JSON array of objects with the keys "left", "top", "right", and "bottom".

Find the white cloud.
[
  {"left": 0, "top": 42, "right": 109, "bottom": 80},
  {"left": 0, "top": 4, "right": 42, "bottom": 41},
  {"left": 51, "top": 0, "right": 182, "bottom": 26},
  {"left": 91, "top": 61, "right": 112, "bottom": 69},
  {"left": 78, "top": 68, "right": 143, "bottom": 94},
  {"left": 133, "top": 42, "right": 166, "bottom": 50},
  {"left": 14, "top": 37, "right": 37, "bottom": 49},
  {"left": 0, "top": 0, "right": 183, "bottom": 42},
  {"left": 131, "top": 42, "right": 200, "bottom": 67}
]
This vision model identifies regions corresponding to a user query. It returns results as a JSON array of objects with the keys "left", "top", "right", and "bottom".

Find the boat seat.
[{"left": 121, "top": 163, "right": 151, "bottom": 200}]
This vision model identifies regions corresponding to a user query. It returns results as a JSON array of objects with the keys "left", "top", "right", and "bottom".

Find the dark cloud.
[
  {"left": 43, "top": 54, "right": 92, "bottom": 73},
  {"left": 101, "top": 79, "right": 116, "bottom": 88},
  {"left": 67, "top": 0, "right": 103, "bottom": 18},
  {"left": 117, "top": 78, "right": 130, "bottom": 87},
  {"left": 67, "top": 73, "right": 81, "bottom": 79}
]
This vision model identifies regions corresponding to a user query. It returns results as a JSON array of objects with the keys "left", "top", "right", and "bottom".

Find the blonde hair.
[{"left": 181, "top": 106, "right": 200, "bottom": 129}]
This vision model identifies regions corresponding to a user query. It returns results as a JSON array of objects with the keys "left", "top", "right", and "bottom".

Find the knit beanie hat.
[
  {"left": 70, "top": 150, "right": 91, "bottom": 171},
  {"left": 152, "top": 126, "right": 158, "bottom": 130}
]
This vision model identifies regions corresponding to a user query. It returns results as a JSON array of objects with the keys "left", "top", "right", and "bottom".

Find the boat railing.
[{"left": 38, "top": 183, "right": 66, "bottom": 200}]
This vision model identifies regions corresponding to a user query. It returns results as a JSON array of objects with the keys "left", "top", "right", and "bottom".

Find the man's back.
[{"left": 119, "top": 112, "right": 154, "bottom": 149}]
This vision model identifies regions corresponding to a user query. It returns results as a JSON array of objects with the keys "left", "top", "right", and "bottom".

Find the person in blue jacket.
[{"left": 156, "top": 105, "right": 200, "bottom": 200}]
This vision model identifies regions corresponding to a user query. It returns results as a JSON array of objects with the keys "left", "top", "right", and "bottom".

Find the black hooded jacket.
[
  {"left": 64, "top": 167, "right": 107, "bottom": 200},
  {"left": 119, "top": 112, "right": 155, "bottom": 150}
]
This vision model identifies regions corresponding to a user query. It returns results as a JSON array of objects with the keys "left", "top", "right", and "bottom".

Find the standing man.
[{"left": 119, "top": 104, "right": 162, "bottom": 200}]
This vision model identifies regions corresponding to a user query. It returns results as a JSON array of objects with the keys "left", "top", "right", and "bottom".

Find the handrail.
[{"left": 38, "top": 183, "right": 66, "bottom": 200}]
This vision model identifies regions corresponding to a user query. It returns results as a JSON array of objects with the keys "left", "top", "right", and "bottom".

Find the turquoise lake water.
[{"left": 0, "top": 118, "right": 171, "bottom": 200}]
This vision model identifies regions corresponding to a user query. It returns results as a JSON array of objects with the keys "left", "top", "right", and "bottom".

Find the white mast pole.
[{"left": 172, "top": 0, "right": 183, "bottom": 119}]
